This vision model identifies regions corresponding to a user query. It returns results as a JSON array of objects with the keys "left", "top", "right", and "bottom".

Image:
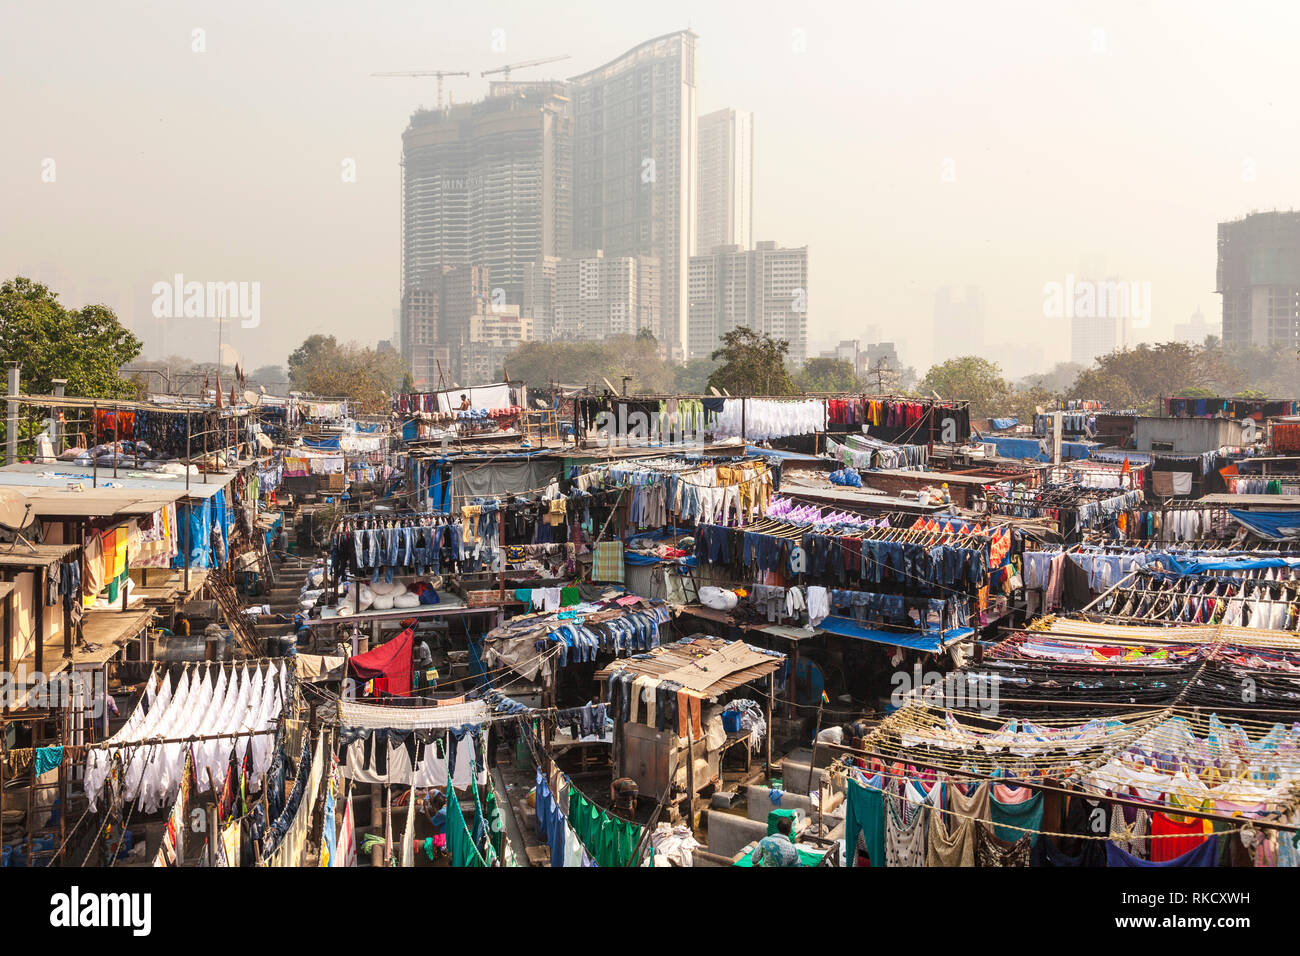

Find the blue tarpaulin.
[
  {"left": 981, "top": 436, "right": 1096, "bottom": 463},
  {"left": 815, "top": 615, "right": 974, "bottom": 652},
  {"left": 1227, "top": 510, "right": 1300, "bottom": 541},
  {"left": 1163, "top": 553, "right": 1300, "bottom": 574},
  {"left": 302, "top": 435, "right": 341, "bottom": 450},
  {"left": 989, "top": 418, "right": 1018, "bottom": 430}
]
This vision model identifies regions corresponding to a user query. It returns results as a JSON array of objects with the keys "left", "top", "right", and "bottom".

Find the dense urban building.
[
  {"left": 1217, "top": 210, "right": 1300, "bottom": 350},
  {"left": 696, "top": 107, "right": 753, "bottom": 255},
  {"left": 463, "top": 306, "right": 532, "bottom": 385},
  {"left": 400, "top": 82, "right": 572, "bottom": 378},
  {"left": 688, "top": 241, "right": 808, "bottom": 362},
  {"left": 530, "top": 251, "right": 662, "bottom": 342},
  {"left": 570, "top": 31, "right": 698, "bottom": 359},
  {"left": 401, "top": 264, "right": 491, "bottom": 387}
]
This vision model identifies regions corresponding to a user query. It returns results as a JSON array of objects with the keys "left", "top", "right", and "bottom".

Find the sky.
[{"left": 3, "top": 0, "right": 1299, "bottom": 380}]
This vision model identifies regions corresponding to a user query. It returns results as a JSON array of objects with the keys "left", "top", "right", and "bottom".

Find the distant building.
[
  {"left": 570, "top": 31, "right": 698, "bottom": 359},
  {"left": 525, "top": 251, "right": 660, "bottom": 342},
  {"left": 862, "top": 342, "right": 902, "bottom": 383},
  {"left": 463, "top": 307, "right": 532, "bottom": 385},
  {"left": 1173, "top": 307, "right": 1217, "bottom": 346},
  {"left": 1070, "top": 311, "right": 1120, "bottom": 367},
  {"left": 400, "top": 83, "right": 572, "bottom": 302},
  {"left": 688, "top": 241, "right": 808, "bottom": 363},
  {"left": 400, "top": 82, "right": 572, "bottom": 382},
  {"left": 1217, "top": 211, "right": 1300, "bottom": 350},
  {"left": 400, "top": 264, "right": 490, "bottom": 386},
  {"left": 522, "top": 256, "right": 559, "bottom": 341},
  {"left": 696, "top": 108, "right": 753, "bottom": 255},
  {"left": 932, "top": 286, "right": 985, "bottom": 364}
]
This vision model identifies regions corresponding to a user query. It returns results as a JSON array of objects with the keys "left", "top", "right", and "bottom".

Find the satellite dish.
[{"left": 243, "top": 389, "right": 260, "bottom": 406}]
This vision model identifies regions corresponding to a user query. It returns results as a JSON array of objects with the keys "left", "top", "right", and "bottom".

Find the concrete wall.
[{"left": 1135, "top": 417, "right": 1246, "bottom": 454}]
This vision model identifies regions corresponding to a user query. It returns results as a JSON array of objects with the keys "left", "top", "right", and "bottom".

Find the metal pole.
[
  {"left": 6, "top": 363, "right": 19, "bottom": 465},
  {"left": 51, "top": 379, "right": 66, "bottom": 456}
]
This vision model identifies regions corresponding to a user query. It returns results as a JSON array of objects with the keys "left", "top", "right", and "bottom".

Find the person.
[
  {"left": 750, "top": 814, "right": 801, "bottom": 867},
  {"left": 457, "top": 394, "right": 472, "bottom": 411},
  {"left": 611, "top": 777, "right": 639, "bottom": 817},
  {"left": 275, "top": 527, "right": 289, "bottom": 562},
  {"left": 173, "top": 612, "right": 191, "bottom": 637}
]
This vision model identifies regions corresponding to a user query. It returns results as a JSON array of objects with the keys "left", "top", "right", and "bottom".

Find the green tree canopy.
[
  {"left": 795, "top": 357, "right": 860, "bottom": 393},
  {"left": 502, "top": 336, "right": 676, "bottom": 394},
  {"left": 287, "top": 334, "right": 406, "bottom": 413},
  {"left": 919, "top": 356, "right": 1009, "bottom": 419},
  {"left": 708, "top": 327, "right": 797, "bottom": 396},
  {"left": 1067, "top": 342, "right": 1240, "bottom": 413},
  {"left": 0, "top": 276, "right": 142, "bottom": 398},
  {"left": 674, "top": 357, "right": 718, "bottom": 394}
]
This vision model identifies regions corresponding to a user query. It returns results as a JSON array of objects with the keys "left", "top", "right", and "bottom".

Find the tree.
[
  {"left": 0, "top": 277, "right": 142, "bottom": 398},
  {"left": 919, "top": 356, "right": 1009, "bottom": 419},
  {"left": 502, "top": 336, "right": 676, "bottom": 393},
  {"left": 674, "top": 357, "right": 718, "bottom": 394},
  {"left": 1003, "top": 384, "right": 1058, "bottom": 424},
  {"left": 1016, "top": 361, "right": 1082, "bottom": 394},
  {"left": 247, "top": 364, "right": 288, "bottom": 389},
  {"left": 286, "top": 334, "right": 406, "bottom": 413},
  {"left": 795, "top": 357, "right": 860, "bottom": 393},
  {"left": 707, "top": 327, "right": 797, "bottom": 396},
  {"left": 1067, "top": 342, "right": 1239, "bottom": 413}
]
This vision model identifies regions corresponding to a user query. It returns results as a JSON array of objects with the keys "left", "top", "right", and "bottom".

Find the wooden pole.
[
  {"left": 806, "top": 698, "right": 824, "bottom": 797},
  {"left": 684, "top": 728, "right": 695, "bottom": 829},
  {"left": 765, "top": 671, "right": 774, "bottom": 783}
]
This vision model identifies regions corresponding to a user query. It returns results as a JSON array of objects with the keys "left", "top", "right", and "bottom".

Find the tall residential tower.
[
  {"left": 569, "top": 31, "right": 698, "bottom": 359},
  {"left": 696, "top": 108, "right": 753, "bottom": 255}
]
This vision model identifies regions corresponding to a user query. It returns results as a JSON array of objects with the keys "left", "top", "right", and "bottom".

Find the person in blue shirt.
[{"left": 751, "top": 815, "right": 801, "bottom": 867}]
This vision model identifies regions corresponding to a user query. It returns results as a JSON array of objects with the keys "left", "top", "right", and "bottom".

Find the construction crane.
[
  {"left": 371, "top": 69, "right": 470, "bottom": 110},
  {"left": 480, "top": 54, "right": 570, "bottom": 82}
]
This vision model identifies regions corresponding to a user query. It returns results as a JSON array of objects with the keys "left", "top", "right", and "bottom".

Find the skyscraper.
[
  {"left": 570, "top": 31, "right": 698, "bottom": 359},
  {"left": 400, "top": 82, "right": 572, "bottom": 377},
  {"left": 688, "top": 242, "right": 808, "bottom": 363},
  {"left": 1217, "top": 211, "right": 1300, "bottom": 350},
  {"left": 696, "top": 108, "right": 753, "bottom": 255}
]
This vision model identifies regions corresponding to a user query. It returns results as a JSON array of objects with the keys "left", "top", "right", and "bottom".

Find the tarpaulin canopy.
[
  {"left": 1228, "top": 509, "right": 1300, "bottom": 541},
  {"left": 302, "top": 435, "right": 342, "bottom": 450},
  {"left": 815, "top": 615, "right": 973, "bottom": 652},
  {"left": 1162, "top": 553, "right": 1300, "bottom": 574},
  {"left": 348, "top": 626, "right": 414, "bottom": 696}
]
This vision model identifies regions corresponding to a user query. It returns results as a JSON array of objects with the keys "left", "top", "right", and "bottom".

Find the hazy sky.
[{"left": 3, "top": 0, "right": 1298, "bottom": 379}]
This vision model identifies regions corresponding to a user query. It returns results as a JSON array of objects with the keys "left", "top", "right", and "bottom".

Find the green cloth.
[
  {"left": 560, "top": 586, "right": 580, "bottom": 607},
  {"left": 514, "top": 588, "right": 532, "bottom": 605},
  {"left": 767, "top": 808, "right": 796, "bottom": 836},
  {"left": 447, "top": 760, "right": 485, "bottom": 868},
  {"left": 844, "top": 777, "right": 886, "bottom": 868},
  {"left": 446, "top": 792, "right": 484, "bottom": 867},
  {"left": 567, "top": 787, "right": 642, "bottom": 868},
  {"left": 990, "top": 789, "right": 1043, "bottom": 847},
  {"left": 732, "top": 842, "right": 825, "bottom": 867}
]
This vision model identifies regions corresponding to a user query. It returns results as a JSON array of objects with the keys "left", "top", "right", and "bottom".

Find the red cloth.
[
  {"left": 348, "top": 626, "right": 414, "bottom": 696},
  {"left": 1150, "top": 812, "right": 1210, "bottom": 862}
]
